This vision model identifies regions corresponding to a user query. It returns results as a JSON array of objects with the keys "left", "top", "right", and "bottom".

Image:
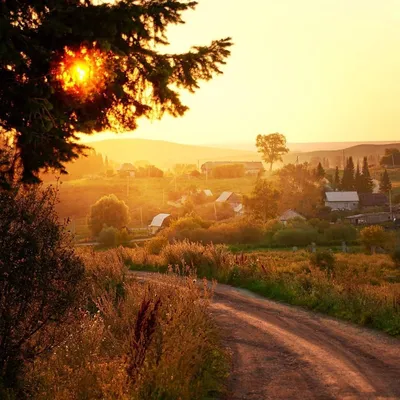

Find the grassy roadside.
[
  {"left": 24, "top": 249, "right": 230, "bottom": 400},
  {"left": 119, "top": 244, "right": 400, "bottom": 337}
]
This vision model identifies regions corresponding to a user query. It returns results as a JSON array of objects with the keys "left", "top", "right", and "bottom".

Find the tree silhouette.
[
  {"left": 361, "top": 156, "right": 374, "bottom": 193},
  {"left": 379, "top": 169, "right": 392, "bottom": 194},
  {"left": 256, "top": 133, "right": 289, "bottom": 171},
  {"left": 341, "top": 157, "right": 355, "bottom": 191},
  {"left": 0, "top": 1, "right": 232, "bottom": 184}
]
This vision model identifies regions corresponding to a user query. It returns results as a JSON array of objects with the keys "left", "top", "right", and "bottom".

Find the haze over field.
[{"left": 80, "top": 0, "right": 400, "bottom": 146}]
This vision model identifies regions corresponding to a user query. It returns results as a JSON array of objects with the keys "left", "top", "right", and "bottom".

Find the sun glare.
[{"left": 54, "top": 46, "right": 107, "bottom": 97}]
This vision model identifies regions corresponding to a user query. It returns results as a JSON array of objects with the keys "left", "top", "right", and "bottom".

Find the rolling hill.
[
  {"left": 87, "top": 138, "right": 261, "bottom": 169},
  {"left": 283, "top": 142, "right": 400, "bottom": 166}
]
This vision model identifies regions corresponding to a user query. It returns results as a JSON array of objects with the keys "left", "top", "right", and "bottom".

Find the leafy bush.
[
  {"left": 273, "top": 227, "right": 318, "bottom": 247},
  {"left": 310, "top": 251, "right": 335, "bottom": 275},
  {"left": 0, "top": 186, "right": 84, "bottom": 394},
  {"left": 88, "top": 194, "right": 130, "bottom": 236},
  {"left": 360, "top": 225, "right": 395, "bottom": 253},
  {"left": 98, "top": 226, "right": 119, "bottom": 247},
  {"left": 323, "top": 223, "right": 357, "bottom": 243},
  {"left": 391, "top": 247, "right": 400, "bottom": 268},
  {"left": 146, "top": 236, "right": 169, "bottom": 255}
]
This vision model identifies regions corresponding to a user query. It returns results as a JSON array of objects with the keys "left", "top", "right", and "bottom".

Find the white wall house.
[{"left": 325, "top": 192, "right": 359, "bottom": 211}]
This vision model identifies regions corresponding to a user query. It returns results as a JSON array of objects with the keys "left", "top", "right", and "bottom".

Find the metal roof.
[
  {"left": 233, "top": 203, "right": 244, "bottom": 213},
  {"left": 203, "top": 189, "right": 213, "bottom": 197},
  {"left": 216, "top": 191, "right": 233, "bottom": 203},
  {"left": 325, "top": 191, "right": 359, "bottom": 202},
  {"left": 149, "top": 213, "right": 171, "bottom": 227},
  {"left": 279, "top": 209, "right": 305, "bottom": 221}
]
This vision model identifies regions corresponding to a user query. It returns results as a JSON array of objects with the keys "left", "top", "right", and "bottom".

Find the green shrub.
[
  {"left": 273, "top": 227, "right": 318, "bottom": 247},
  {"left": 146, "top": 236, "right": 169, "bottom": 255},
  {"left": 98, "top": 226, "right": 119, "bottom": 247},
  {"left": 323, "top": 223, "right": 357, "bottom": 243},
  {"left": 390, "top": 247, "right": 400, "bottom": 268},
  {"left": 310, "top": 251, "right": 335, "bottom": 275},
  {"left": 360, "top": 226, "right": 396, "bottom": 253}
]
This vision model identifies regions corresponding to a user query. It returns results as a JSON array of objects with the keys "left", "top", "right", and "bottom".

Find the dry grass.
[
  {"left": 25, "top": 248, "right": 228, "bottom": 400},
  {"left": 124, "top": 242, "right": 400, "bottom": 336}
]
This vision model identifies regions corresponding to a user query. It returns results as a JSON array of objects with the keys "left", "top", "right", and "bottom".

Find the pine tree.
[
  {"left": 316, "top": 162, "right": 325, "bottom": 178},
  {"left": 355, "top": 161, "right": 363, "bottom": 193},
  {"left": 0, "top": 2, "right": 232, "bottom": 185},
  {"left": 333, "top": 166, "right": 341, "bottom": 190},
  {"left": 341, "top": 157, "right": 355, "bottom": 190},
  {"left": 361, "top": 156, "right": 374, "bottom": 193},
  {"left": 379, "top": 169, "right": 392, "bottom": 194}
]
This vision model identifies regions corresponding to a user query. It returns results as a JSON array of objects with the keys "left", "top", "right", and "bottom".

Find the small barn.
[
  {"left": 325, "top": 192, "right": 359, "bottom": 211},
  {"left": 216, "top": 191, "right": 241, "bottom": 205},
  {"left": 279, "top": 210, "right": 306, "bottom": 225},
  {"left": 203, "top": 189, "right": 213, "bottom": 197},
  {"left": 346, "top": 212, "right": 392, "bottom": 225},
  {"left": 148, "top": 213, "right": 171, "bottom": 235},
  {"left": 359, "top": 193, "right": 388, "bottom": 208}
]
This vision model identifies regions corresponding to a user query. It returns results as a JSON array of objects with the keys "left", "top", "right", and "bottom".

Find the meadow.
[
  {"left": 17, "top": 248, "right": 228, "bottom": 400},
  {"left": 120, "top": 242, "right": 400, "bottom": 336}
]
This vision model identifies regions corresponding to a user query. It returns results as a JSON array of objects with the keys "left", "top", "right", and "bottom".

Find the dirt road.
[
  {"left": 134, "top": 273, "right": 400, "bottom": 399},
  {"left": 213, "top": 284, "right": 400, "bottom": 400}
]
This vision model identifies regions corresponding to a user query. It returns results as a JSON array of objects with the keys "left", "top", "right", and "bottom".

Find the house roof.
[
  {"left": 325, "top": 191, "right": 359, "bottom": 202},
  {"left": 346, "top": 212, "right": 391, "bottom": 219},
  {"left": 359, "top": 193, "right": 388, "bottom": 207},
  {"left": 149, "top": 213, "right": 171, "bottom": 227},
  {"left": 216, "top": 191, "right": 233, "bottom": 203},
  {"left": 119, "top": 163, "right": 135, "bottom": 171},
  {"left": 279, "top": 209, "right": 306, "bottom": 221},
  {"left": 203, "top": 189, "right": 213, "bottom": 197}
]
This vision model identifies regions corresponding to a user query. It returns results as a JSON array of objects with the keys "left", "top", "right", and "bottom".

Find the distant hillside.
[
  {"left": 87, "top": 138, "right": 260, "bottom": 169},
  {"left": 283, "top": 143, "right": 400, "bottom": 167}
]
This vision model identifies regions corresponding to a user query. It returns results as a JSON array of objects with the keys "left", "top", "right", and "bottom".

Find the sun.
[{"left": 54, "top": 46, "right": 106, "bottom": 97}]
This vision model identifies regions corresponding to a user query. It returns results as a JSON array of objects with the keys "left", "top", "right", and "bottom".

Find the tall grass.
[
  {"left": 125, "top": 242, "right": 400, "bottom": 336},
  {"left": 24, "top": 248, "right": 228, "bottom": 400}
]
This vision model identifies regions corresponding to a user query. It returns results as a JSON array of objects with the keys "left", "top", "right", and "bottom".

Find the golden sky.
[{"left": 82, "top": 0, "right": 400, "bottom": 146}]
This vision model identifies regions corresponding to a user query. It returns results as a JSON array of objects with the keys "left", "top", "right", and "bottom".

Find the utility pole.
[
  {"left": 162, "top": 189, "right": 165, "bottom": 206},
  {"left": 214, "top": 202, "right": 218, "bottom": 220},
  {"left": 140, "top": 207, "right": 143, "bottom": 228},
  {"left": 389, "top": 189, "right": 393, "bottom": 220}
]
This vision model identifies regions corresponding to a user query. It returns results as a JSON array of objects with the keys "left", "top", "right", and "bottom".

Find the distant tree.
[
  {"left": 256, "top": 133, "right": 289, "bottom": 171},
  {"left": 355, "top": 161, "right": 363, "bottom": 193},
  {"left": 316, "top": 162, "right": 325, "bottom": 179},
  {"left": 361, "top": 156, "right": 374, "bottom": 193},
  {"left": 104, "top": 156, "right": 109, "bottom": 171},
  {"left": 190, "top": 170, "right": 201, "bottom": 178},
  {"left": 244, "top": 179, "right": 280, "bottom": 223},
  {"left": 88, "top": 194, "right": 130, "bottom": 236},
  {"left": 379, "top": 169, "right": 392, "bottom": 194},
  {"left": 380, "top": 148, "right": 400, "bottom": 167},
  {"left": 0, "top": 186, "right": 84, "bottom": 391},
  {"left": 136, "top": 165, "right": 164, "bottom": 178},
  {"left": 322, "top": 157, "right": 330, "bottom": 169},
  {"left": 333, "top": 167, "right": 341, "bottom": 190},
  {"left": 276, "top": 163, "right": 323, "bottom": 217},
  {"left": 341, "top": 157, "right": 355, "bottom": 190},
  {"left": 360, "top": 225, "right": 395, "bottom": 253}
]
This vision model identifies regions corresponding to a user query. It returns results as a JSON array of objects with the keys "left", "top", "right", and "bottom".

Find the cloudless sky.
[{"left": 82, "top": 0, "right": 400, "bottom": 145}]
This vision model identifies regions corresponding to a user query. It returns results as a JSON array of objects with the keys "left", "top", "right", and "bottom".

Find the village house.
[
  {"left": 358, "top": 193, "right": 388, "bottom": 208},
  {"left": 201, "top": 161, "right": 264, "bottom": 176},
  {"left": 346, "top": 212, "right": 393, "bottom": 225},
  {"left": 325, "top": 191, "right": 359, "bottom": 211},
  {"left": 215, "top": 191, "right": 241, "bottom": 207},
  {"left": 279, "top": 209, "right": 306, "bottom": 225},
  {"left": 148, "top": 213, "right": 171, "bottom": 235}
]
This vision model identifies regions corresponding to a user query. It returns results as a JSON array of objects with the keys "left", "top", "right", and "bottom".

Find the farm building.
[
  {"left": 325, "top": 192, "right": 359, "bottom": 211},
  {"left": 216, "top": 191, "right": 241, "bottom": 206},
  {"left": 346, "top": 212, "right": 393, "bottom": 225},
  {"left": 118, "top": 163, "right": 135, "bottom": 177},
  {"left": 359, "top": 193, "right": 388, "bottom": 208},
  {"left": 233, "top": 203, "right": 245, "bottom": 216},
  {"left": 148, "top": 213, "right": 171, "bottom": 235},
  {"left": 201, "top": 161, "right": 264, "bottom": 175},
  {"left": 203, "top": 189, "right": 213, "bottom": 197},
  {"left": 279, "top": 210, "right": 306, "bottom": 225}
]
